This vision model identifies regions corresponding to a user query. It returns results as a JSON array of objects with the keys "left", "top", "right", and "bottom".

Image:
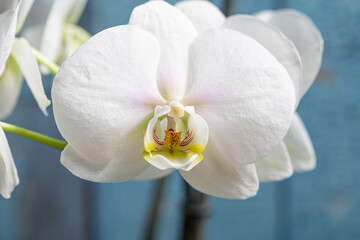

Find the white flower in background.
[
  {"left": 0, "top": 0, "right": 50, "bottom": 119},
  {"left": 52, "top": 1, "right": 298, "bottom": 199},
  {"left": 176, "top": 1, "right": 323, "bottom": 182},
  {"left": 0, "top": 127, "right": 19, "bottom": 199},
  {"left": 23, "top": 0, "right": 90, "bottom": 68},
  {"left": 254, "top": 9, "right": 323, "bottom": 181}
]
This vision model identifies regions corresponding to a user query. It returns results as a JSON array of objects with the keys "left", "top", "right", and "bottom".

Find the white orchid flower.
[
  {"left": 52, "top": 1, "right": 298, "bottom": 199},
  {"left": 23, "top": 0, "right": 90, "bottom": 68},
  {"left": 0, "top": 126, "right": 19, "bottom": 199},
  {"left": 0, "top": 0, "right": 50, "bottom": 119},
  {"left": 175, "top": 1, "right": 323, "bottom": 182}
]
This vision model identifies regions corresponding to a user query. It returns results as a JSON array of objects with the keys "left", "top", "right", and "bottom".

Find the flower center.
[
  {"left": 142, "top": 102, "right": 209, "bottom": 171},
  {"left": 164, "top": 129, "right": 182, "bottom": 150}
]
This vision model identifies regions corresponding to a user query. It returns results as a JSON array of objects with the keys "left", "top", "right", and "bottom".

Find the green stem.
[
  {"left": 32, "top": 47, "right": 60, "bottom": 76},
  {"left": 0, "top": 121, "right": 67, "bottom": 151}
]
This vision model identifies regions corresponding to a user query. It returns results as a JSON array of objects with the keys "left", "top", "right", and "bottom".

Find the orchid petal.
[
  {"left": 256, "top": 9, "right": 324, "bottom": 95},
  {"left": 0, "top": 55, "right": 23, "bottom": 120},
  {"left": 144, "top": 105, "right": 171, "bottom": 152},
  {"left": 52, "top": 25, "right": 165, "bottom": 182},
  {"left": 0, "top": 0, "right": 17, "bottom": 13},
  {"left": 143, "top": 151, "right": 203, "bottom": 171},
  {"left": 20, "top": 0, "right": 52, "bottom": 27},
  {"left": 0, "top": 1, "right": 19, "bottom": 75},
  {"left": 133, "top": 166, "right": 173, "bottom": 181},
  {"left": 184, "top": 28, "right": 296, "bottom": 165},
  {"left": 284, "top": 113, "right": 316, "bottom": 172},
  {"left": 224, "top": 15, "right": 302, "bottom": 107},
  {"left": 181, "top": 138, "right": 259, "bottom": 199},
  {"left": 61, "top": 144, "right": 149, "bottom": 183},
  {"left": 175, "top": 0, "right": 225, "bottom": 32},
  {"left": 21, "top": 23, "right": 43, "bottom": 49},
  {"left": 255, "top": 142, "right": 293, "bottom": 182},
  {"left": 12, "top": 37, "right": 51, "bottom": 116},
  {"left": 40, "top": 0, "right": 79, "bottom": 63},
  {"left": 179, "top": 106, "right": 209, "bottom": 153},
  {"left": 16, "top": 0, "right": 34, "bottom": 33},
  {"left": 0, "top": 127, "right": 19, "bottom": 199},
  {"left": 129, "top": 1, "right": 198, "bottom": 100},
  {"left": 66, "top": 0, "right": 87, "bottom": 23},
  {"left": 63, "top": 24, "right": 91, "bottom": 62},
  {"left": 253, "top": 10, "right": 273, "bottom": 22},
  {"left": 20, "top": 0, "right": 53, "bottom": 49}
]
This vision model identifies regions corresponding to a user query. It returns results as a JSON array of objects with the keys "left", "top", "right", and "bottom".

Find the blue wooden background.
[{"left": 1, "top": 0, "right": 359, "bottom": 239}]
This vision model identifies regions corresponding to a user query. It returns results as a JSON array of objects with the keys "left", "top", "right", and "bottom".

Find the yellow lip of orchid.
[{"left": 143, "top": 101, "right": 209, "bottom": 171}]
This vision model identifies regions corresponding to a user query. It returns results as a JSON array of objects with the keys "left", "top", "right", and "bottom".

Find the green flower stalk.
[{"left": 0, "top": 121, "right": 67, "bottom": 151}]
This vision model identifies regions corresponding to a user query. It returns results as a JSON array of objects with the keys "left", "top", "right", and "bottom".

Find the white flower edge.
[
  {"left": 0, "top": 55, "right": 23, "bottom": 120},
  {"left": 255, "top": 9, "right": 324, "bottom": 96},
  {"left": 40, "top": 0, "right": 88, "bottom": 64},
  {"left": 0, "top": 0, "right": 19, "bottom": 76},
  {"left": 255, "top": 112, "right": 316, "bottom": 181},
  {"left": 11, "top": 37, "right": 51, "bottom": 116},
  {"left": 175, "top": 1, "right": 303, "bottom": 108},
  {"left": 0, "top": 127, "right": 19, "bottom": 199},
  {"left": 284, "top": 113, "right": 316, "bottom": 172},
  {"left": 0, "top": 1, "right": 50, "bottom": 119},
  {"left": 255, "top": 142, "right": 293, "bottom": 182},
  {"left": 16, "top": 0, "right": 35, "bottom": 34}
]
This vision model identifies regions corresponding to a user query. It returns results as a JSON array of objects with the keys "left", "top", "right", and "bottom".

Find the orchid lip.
[{"left": 143, "top": 103, "right": 209, "bottom": 171}]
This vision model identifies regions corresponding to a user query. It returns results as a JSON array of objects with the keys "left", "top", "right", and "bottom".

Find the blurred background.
[{"left": 1, "top": 0, "right": 360, "bottom": 239}]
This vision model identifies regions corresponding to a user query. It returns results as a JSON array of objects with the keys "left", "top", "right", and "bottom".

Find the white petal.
[
  {"left": 20, "top": 0, "right": 52, "bottom": 31},
  {"left": 0, "top": 0, "right": 17, "bottom": 13},
  {"left": 143, "top": 151, "right": 203, "bottom": 171},
  {"left": 12, "top": 37, "right": 51, "bottom": 116},
  {"left": 179, "top": 106, "right": 209, "bottom": 153},
  {"left": 16, "top": 0, "right": 34, "bottom": 33},
  {"left": 61, "top": 144, "right": 149, "bottom": 183},
  {"left": 256, "top": 9, "right": 324, "bottom": 96},
  {"left": 66, "top": 0, "right": 87, "bottom": 23},
  {"left": 52, "top": 25, "right": 165, "bottom": 182},
  {"left": 0, "top": 1, "right": 19, "bottom": 75},
  {"left": 21, "top": 23, "right": 44, "bottom": 49},
  {"left": 284, "top": 113, "right": 316, "bottom": 172},
  {"left": 63, "top": 24, "right": 91, "bottom": 62},
  {"left": 184, "top": 28, "right": 296, "bottom": 165},
  {"left": 0, "top": 55, "right": 23, "bottom": 120},
  {"left": 144, "top": 105, "right": 171, "bottom": 152},
  {"left": 255, "top": 142, "right": 293, "bottom": 182},
  {"left": 181, "top": 137, "right": 259, "bottom": 199},
  {"left": 40, "top": 0, "right": 79, "bottom": 63},
  {"left": 254, "top": 10, "right": 274, "bottom": 22},
  {"left": 224, "top": 15, "right": 302, "bottom": 107},
  {"left": 0, "top": 127, "right": 19, "bottom": 199},
  {"left": 175, "top": 0, "right": 225, "bottom": 32},
  {"left": 129, "top": 1, "right": 198, "bottom": 100},
  {"left": 133, "top": 166, "right": 173, "bottom": 181}
]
